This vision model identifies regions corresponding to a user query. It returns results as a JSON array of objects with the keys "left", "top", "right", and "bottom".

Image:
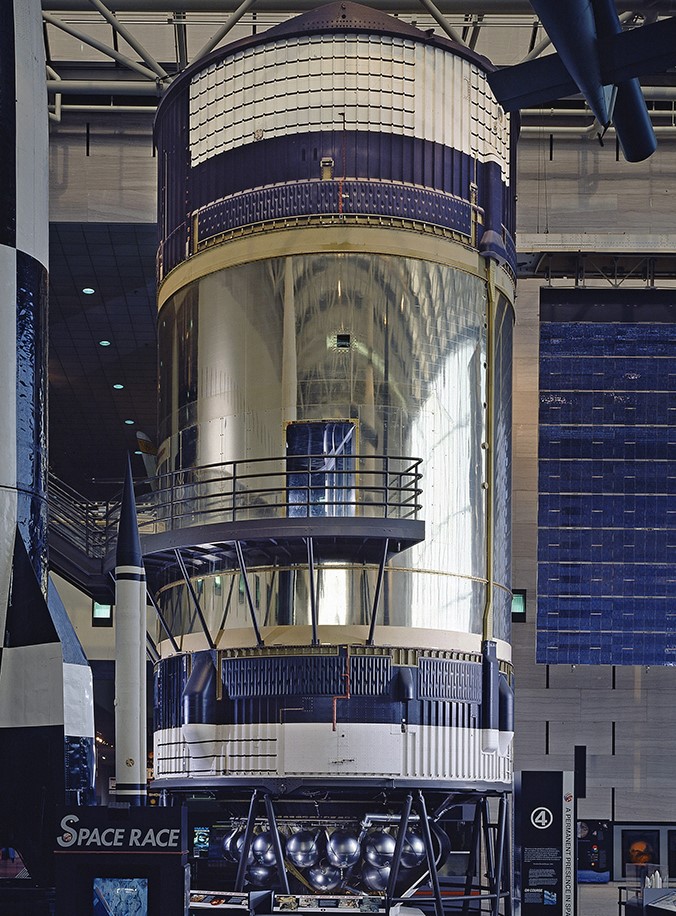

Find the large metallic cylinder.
[{"left": 151, "top": 2, "right": 516, "bottom": 793}]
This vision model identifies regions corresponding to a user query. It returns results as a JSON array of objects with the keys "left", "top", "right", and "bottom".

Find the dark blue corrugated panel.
[
  {"left": 156, "top": 82, "right": 190, "bottom": 251},
  {"left": 197, "top": 181, "right": 473, "bottom": 241},
  {"left": 65, "top": 736, "right": 96, "bottom": 803},
  {"left": 16, "top": 251, "right": 49, "bottom": 588},
  {"left": 349, "top": 655, "right": 391, "bottom": 695},
  {"left": 154, "top": 654, "right": 190, "bottom": 730},
  {"left": 188, "top": 132, "right": 476, "bottom": 209},
  {"left": 223, "top": 655, "right": 344, "bottom": 698},
  {"left": 418, "top": 658, "right": 482, "bottom": 703}
]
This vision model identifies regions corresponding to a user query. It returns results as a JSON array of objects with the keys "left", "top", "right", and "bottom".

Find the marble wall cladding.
[{"left": 49, "top": 114, "right": 156, "bottom": 222}]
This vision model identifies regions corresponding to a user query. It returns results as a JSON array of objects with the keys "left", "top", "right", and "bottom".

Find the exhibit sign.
[
  {"left": 54, "top": 807, "right": 188, "bottom": 916},
  {"left": 515, "top": 771, "right": 576, "bottom": 916}
]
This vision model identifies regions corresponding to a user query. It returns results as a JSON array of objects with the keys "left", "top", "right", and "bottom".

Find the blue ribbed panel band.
[
  {"left": 197, "top": 180, "right": 472, "bottom": 243},
  {"left": 223, "top": 655, "right": 344, "bottom": 698},
  {"left": 418, "top": 658, "right": 483, "bottom": 703}
]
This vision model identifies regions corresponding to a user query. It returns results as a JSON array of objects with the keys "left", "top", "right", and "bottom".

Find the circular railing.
[{"left": 105, "top": 453, "right": 423, "bottom": 545}]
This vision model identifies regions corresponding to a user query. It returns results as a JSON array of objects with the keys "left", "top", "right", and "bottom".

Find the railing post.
[
  {"left": 306, "top": 455, "right": 311, "bottom": 517},
  {"left": 384, "top": 455, "right": 389, "bottom": 518},
  {"left": 169, "top": 471, "right": 175, "bottom": 530},
  {"left": 232, "top": 462, "right": 237, "bottom": 522}
]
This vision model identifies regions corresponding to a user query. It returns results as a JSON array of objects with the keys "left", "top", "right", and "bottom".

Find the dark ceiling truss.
[
  {"left": 41, "top": 0, "right": 676, "bottom": 135},
  {"left": 39, "top": 1, "right": 676, "bottom": 10},
  {"left": 519, "top": 250, "right": 676, "bottom": 286}
]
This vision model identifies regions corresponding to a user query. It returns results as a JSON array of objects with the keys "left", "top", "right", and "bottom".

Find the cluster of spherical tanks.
[{"left": 222, "top": 827, "right": 427, "bottom": 893}]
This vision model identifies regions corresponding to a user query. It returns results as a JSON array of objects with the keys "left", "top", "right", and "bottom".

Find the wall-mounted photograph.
[{"left": 621, "top": 829, "right": 660, "bottom": 877}]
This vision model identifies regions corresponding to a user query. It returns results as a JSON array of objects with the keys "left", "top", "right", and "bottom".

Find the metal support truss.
[
  {"left": 264, "top": 794, "right": 291, "bottom": 894},
  {"left": 146, "top": 586, "right": 181, "bottom": 653},
  {"left": 366, "top": 538, "right": 389, "bottom": 646},
  {"left": 306, "top": 536, "right": 319, "bottom": 647},
  {"left": 234, "top": 789, "right": 261, "bottom": 892},
  {"left": 174, "top": 547, "right": 216, "bottom": 649},
  {"left": 234, "top": 540, "right": 264, "bottom": 648}
]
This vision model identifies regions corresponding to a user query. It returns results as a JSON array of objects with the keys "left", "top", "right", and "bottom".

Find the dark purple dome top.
[{"left": 264, "top": 1, "right": 432, "bottom": 41}]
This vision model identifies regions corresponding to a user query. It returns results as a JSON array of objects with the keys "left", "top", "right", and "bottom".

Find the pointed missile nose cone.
[{"left": 116, "top": 454, "right": 143, "bottom": 568}]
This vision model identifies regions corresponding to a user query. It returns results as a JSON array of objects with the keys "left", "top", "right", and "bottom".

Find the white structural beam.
[
  {"left": 193, "top": 0, "right": 259, "bottom": 62},
  {"left": 43, "top": 10, "right": 161, "bottom": 81},
  {"left": 86, "top": 0, "right": 169, "bottom": 78},
  {"left": 41, "top": 1, "right": 676, "bottom": 11}
]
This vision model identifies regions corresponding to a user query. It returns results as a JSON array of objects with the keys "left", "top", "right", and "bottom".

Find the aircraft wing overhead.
[
  {"left": 487, "top": 53, "right": 579, "bottom": 112},
  {"left": 598, "top": 16, "right": 676, "bottom": 84}
]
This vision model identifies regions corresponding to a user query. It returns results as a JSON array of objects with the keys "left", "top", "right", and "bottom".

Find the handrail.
[
  {"left": 104, "top": 453, "right": 423, "bottom": 544},
  {"left": 47, "top": 453, "right": 424, "bottom": 563},
  {"left": 47, "top": 473, "right": 109, "bottom": 559}
]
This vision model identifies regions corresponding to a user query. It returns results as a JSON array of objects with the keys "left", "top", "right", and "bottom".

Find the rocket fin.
[{"left": 4, "top": 530, "right": 58, "bottom": 647}]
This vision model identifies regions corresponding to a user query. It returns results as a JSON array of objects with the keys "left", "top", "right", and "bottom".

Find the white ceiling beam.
[
  {"left": 41, "top": 1, "right": 676, "bottom": 11},
  {"left": 46, "top": 78, "right": 164, "bottom": 94},
  {"left": 416, "top": 0, "right": 464, "bottom": 44},
  {"left": 86, "top": 0, "right": 169, "bottom": 78},
  {"left": 193, "top": 0, "right": 259, "bottom": 62},
  {"left": 43, "top": 11, "right": 161, "bottom": 81}
]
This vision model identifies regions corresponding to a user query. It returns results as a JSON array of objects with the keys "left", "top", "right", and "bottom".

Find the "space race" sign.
[{"left": 57, "top": 812, "right": 181, "bottom": 850}]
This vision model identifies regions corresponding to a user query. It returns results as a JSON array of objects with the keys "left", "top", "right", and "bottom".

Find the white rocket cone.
[{"left": 114, "top": 456, "right": 148, "bottom": 805}]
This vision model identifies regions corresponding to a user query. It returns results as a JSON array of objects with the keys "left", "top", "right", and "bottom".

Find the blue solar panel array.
[{"left": 537, "top": 292, "right": 676, "bottom": 665}]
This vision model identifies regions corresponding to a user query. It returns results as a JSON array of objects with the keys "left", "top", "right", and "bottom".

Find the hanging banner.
[{"left": 515, "top": 771, "right": 576, "bottom": 916}]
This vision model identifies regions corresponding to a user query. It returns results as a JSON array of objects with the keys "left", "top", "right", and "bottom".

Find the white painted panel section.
[
  {"left": 190, "top": 35, "right": 415, "bottom": 165},
  {"left": 0, "top": 245, "right": 17, "bottom": 635},
  {"left": 154, "top": 722, "right": 511, "bottom": 785},
  {"left": 63, "top": 662, "right": 95, "bottom": 738},
  {"left": 0, "top": 643, "right": 64, "bottom": 727},
  {"left": 283, "top": 722, "right": 403, "bottom": 776},
  {"left": 114, "top": 574, "right": 147, "bottom": 792},
  {"left": 189, "top": 37, "right": 509, "bottom": 182},
  {"left": 154, "top": 726, "right": 188, "bottom": 776},
  {"left": 13, "top": 0, "right": 48, "bottom": 268}
]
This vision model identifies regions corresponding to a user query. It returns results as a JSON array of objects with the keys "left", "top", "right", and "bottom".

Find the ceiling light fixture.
[
  {"left": 113, "top": 383, "right": 124, "bottom": 390},
  {"left": 124, "top": 419, "right": 135, "bottom": 425},
  {"left": 82, "top": 287, "right": 95, "bottom": 295},
  {"left": 98, "top": 340, "right": 111, "bottom": 347}
]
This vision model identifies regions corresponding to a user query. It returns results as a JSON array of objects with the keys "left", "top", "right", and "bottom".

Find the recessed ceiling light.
[
  {"left": 113, "top": 383, "right": 124, "bottom": 390},
  {"left": 134, "top": 450, "right": 142, "bottom": 455},
  {"left": 124, "top": 419, "right": 135, "bottom": 425},
  {"left": 82, "top": 287, "right": 95, "bottom": 295},
  {"left": 99, "top": 340, "right": 111, "bottom": 347}
]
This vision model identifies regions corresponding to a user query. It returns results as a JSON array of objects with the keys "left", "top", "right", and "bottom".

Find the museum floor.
[{"left": 578, "top": 881, "right": 633, "bottom": 916}]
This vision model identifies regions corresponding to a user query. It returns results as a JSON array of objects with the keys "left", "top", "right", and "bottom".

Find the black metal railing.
[
  {"left": 48, "top": 474, "right": 108, "bottom": 559},
  {"left": 48, "top": 453, "right": 423, "bottom": 562}
]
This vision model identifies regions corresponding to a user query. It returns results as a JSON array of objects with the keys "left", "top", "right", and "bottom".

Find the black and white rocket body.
[
  {"left": 0, "top": 0, "right": 95, "bottom": 881},
  {"left": 114, "top": 459, "right": 148, "bottom": 805},
  {"left": 146, "top": 2, "right": 517, "bottom": 907}
]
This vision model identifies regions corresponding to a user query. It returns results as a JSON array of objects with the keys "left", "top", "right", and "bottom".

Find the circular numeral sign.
[{"left": 530, "top": 807, "right": 554, "bottom": 830}]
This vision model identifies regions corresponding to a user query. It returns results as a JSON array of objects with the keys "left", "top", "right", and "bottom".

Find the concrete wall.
[{"left": 513, "top": 133, "right": 676, "bottom": 825}]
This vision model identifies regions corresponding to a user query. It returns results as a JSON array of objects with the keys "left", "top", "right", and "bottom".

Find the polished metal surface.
[{"left": 156, "top": 251, "right": 512, "bottom": 643}]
